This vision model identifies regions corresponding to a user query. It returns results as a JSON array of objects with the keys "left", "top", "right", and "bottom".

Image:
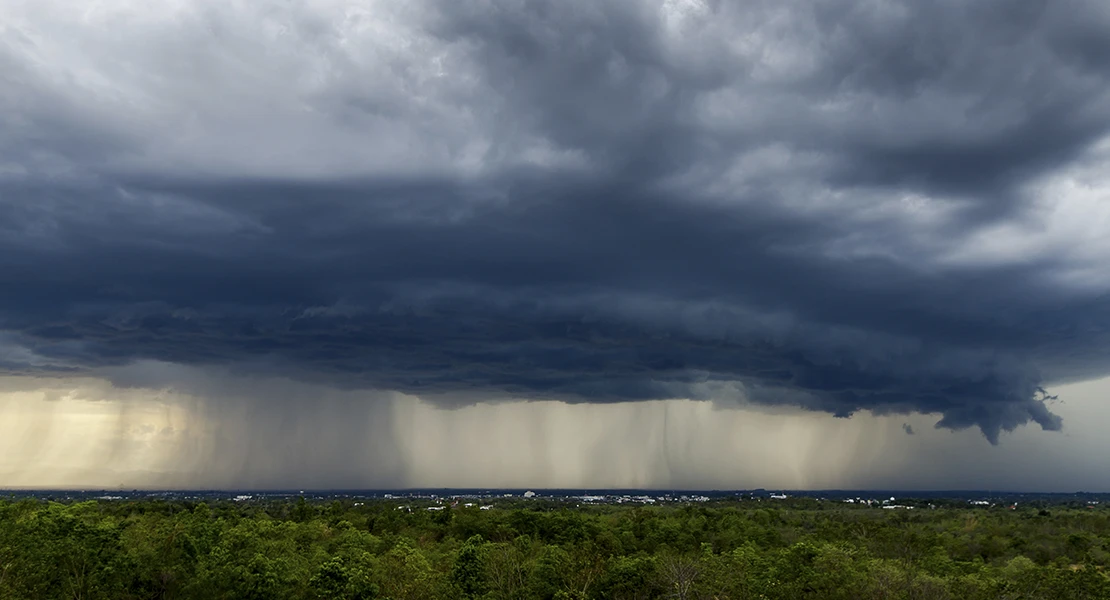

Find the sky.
[{"left": 2, "top": 0, "right": 1110, "bottom": 491}]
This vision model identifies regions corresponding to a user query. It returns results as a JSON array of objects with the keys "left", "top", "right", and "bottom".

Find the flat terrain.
[{"left": 1, "top": 492, "right": 1108, "bottom": 599}]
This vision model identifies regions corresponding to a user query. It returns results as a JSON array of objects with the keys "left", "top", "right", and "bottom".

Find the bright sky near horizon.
[{"left": 1, "top": 370, "right": 1108, "bottom": 491}]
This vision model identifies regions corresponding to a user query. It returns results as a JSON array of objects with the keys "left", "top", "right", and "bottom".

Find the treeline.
[{"left": 1, "top": 497, "right": 1108, "bottom": 599}]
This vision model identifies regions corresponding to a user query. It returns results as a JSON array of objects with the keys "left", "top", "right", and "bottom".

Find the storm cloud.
[{"left": 3, "top": 0, "right": 1110, "bottom": 445}]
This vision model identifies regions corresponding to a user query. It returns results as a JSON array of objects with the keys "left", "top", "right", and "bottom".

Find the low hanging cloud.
[{"left": 3, "top": 0, "right": 1110, "bottom": 444}]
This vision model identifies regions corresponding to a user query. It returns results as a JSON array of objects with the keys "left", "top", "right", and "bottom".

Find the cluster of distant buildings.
[
  {"left": 577, "top": 493, "right": 712, "bottom": 504},
  {"left": 838, "top": 496, "right": 914, "bottom": 509},
  {"left": 417, "top": 503, "right": 494, "bottom": 511},
  {"left": 389, "top": 490, "right": 728, "bottom": 511},
  {"left": 12, "top": 489, "right": 1110, "bottom": 509}
]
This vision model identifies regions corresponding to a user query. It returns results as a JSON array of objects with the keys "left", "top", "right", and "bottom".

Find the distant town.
[{"left": 3, "top": 488, "right": 1107, "bottom": 509}]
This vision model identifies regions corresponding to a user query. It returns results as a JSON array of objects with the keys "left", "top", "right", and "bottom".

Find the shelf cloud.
[{"left": 4, "top": 0, "right": 1110, "bottom": 449}]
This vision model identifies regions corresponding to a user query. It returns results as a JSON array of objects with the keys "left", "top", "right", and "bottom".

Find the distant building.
[{"left": 524, "top": 491, "right": 536, "bottom": 498}]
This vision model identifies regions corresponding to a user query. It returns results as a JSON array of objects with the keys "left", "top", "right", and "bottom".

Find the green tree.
[
  {"left": 450, "top": 535, "right": 488, "bottom": 599},
  {"left": 310, "top": 555, "right": 379, "bottom": 600},
  {"left": 597, "top": 555, "right": 659, "bottom": 600},
  {"left": 378, "top": 539, "right": 447, "bottom": 600}
]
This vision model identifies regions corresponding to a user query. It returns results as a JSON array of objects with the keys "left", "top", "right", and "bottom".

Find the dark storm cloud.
[
  {"left": 3, "top": 0, "right": 1110, "bottom": 443},
  {"left": 431, "top": 0, "right": 1110, "bottom": 198}
]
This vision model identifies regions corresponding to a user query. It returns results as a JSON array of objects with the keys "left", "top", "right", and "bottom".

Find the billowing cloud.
[{"left": 3, "top": 0, "right": 1110, "bottom": 446}]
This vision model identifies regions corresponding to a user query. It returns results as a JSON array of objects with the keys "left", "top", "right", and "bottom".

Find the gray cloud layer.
[{"left": 4, "top": 0, "right": 1110, "bottom": 443}]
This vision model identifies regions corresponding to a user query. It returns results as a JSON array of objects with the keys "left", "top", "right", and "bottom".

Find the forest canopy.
[{"left": 1, "top": 496, "right": 1108, "bottom": 599}]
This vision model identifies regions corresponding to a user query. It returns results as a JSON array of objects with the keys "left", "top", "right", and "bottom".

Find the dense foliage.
[{"left": 1, "top": 496, "right": 1108, "bottom": 599}]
